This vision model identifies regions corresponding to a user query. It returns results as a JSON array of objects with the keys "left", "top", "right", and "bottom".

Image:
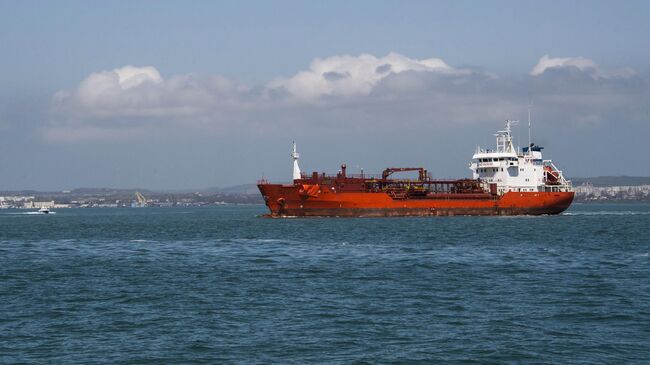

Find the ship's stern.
[{"left": 498, "top": 191, "right": 575, "bottom": 215}]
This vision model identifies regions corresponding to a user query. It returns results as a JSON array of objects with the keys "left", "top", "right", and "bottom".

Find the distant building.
[
  {"left": 24, "top": 201, "right": 55, "bottom": 209},
  {"left": 575, "top": 183, "right": 650, "bottom": 200}
]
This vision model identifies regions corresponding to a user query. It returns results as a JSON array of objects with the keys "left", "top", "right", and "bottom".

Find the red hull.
[{"left": 258, "top": 183, "right": 574, "bottom": 217}]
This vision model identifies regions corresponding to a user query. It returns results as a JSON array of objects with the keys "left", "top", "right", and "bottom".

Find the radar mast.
[
  {"left": 291, "top": 141, "right": 301, "bottom": 181},
  {"left": 495, "top": 120, "right": 518, "bottom": 153}
]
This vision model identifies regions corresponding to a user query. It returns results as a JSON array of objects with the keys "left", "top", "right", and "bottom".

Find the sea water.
[{"left": 1, "top": 203, "right": 649, "bottom": 363}]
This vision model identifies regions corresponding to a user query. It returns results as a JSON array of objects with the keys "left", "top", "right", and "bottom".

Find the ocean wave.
[
  {"left": 229, "top": 238, "right": 298, "bottom": 244},
  {"left": 562, "top": 211, "right": 650, "bottom": 216}
]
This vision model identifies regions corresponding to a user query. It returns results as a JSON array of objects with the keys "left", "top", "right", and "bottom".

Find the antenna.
[{"left": 528, "top": 101, "right": 533, "bottom": 155}]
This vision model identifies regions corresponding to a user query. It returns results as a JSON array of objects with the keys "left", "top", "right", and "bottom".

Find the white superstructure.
[
  {"left": 291, "top": 141, "right": 301, "bottom": 181},
  {"left": 469, "top": 120, "right": 572, "bottom": 195}
]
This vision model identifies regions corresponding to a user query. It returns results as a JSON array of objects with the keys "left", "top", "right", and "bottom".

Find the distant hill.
[
  {"left": 205, "top": 184, "right": 261, "bottom": 195},
  {"left": 69, "top": 187, "right": 154, "bottom": 195},
  {"left": 570, "top": 176, "right": 650, "bottom": 187}
]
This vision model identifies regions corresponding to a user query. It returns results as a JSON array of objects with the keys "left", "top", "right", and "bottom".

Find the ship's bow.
[{"left": 257, "top": 182, "right": 286, "bottom": 217}]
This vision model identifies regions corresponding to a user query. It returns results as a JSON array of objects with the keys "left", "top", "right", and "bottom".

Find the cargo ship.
[{"left": 258, "top": 120, "right": 574, "bottom": 217}]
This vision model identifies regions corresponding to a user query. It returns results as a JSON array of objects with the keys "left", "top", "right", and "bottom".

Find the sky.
[{"left": 0, "top": 0, "right": 649, "bottom": 190}]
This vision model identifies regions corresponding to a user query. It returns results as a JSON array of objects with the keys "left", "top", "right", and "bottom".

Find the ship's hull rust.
[{"left": 258, "top": 184, "right": 574, "bottom": 217}]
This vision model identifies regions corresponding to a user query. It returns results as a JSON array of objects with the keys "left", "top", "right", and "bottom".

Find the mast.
[
  {"left": 496, "top": 120, "right": 517, "bottom": 153},
  {"left": 528, "top": 102, "right": 532, "bottom": 155},
  {"left": 291, "top": 141, "right": 301, "bottom": 181}
]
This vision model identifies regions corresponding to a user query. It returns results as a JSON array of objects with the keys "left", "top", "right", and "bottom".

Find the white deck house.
[{"left": 469, "top": 120, "right": 572, "bottom": 195}]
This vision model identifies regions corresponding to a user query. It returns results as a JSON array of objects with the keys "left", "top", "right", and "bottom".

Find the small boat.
[{"left": 37, "top": 207, "right": 53, "bottom": 214}]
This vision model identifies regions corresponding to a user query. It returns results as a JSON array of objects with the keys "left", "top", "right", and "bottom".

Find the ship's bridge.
[{"left": 472, "top": 152, "right": 519, "bottom": 168}]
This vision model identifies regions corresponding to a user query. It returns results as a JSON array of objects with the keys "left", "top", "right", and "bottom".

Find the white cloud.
[
  {"left": 59, "top": 66, "right": 163, "bottom": 109},
  {"left": 266, "top": 52, "right": 470, "bottom": 101},
  {"left": 45, "top": 54, "right": 645, "bottom": 142},
  {"left": 530, "top": 55, "right": 635, "bottom": 78},
  {"left": 114, "top": 66, "right": 163, "bottom": 88},
  {"left": 530, "top": 55, "right": 597, "bottom": 76},
  {"left": 52, "top": 65, "right": 246, "bottom": 119}
]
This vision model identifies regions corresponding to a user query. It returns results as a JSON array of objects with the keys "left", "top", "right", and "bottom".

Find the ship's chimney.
[{"left": 341, "top": 164, "right": 346, "bottom": 178}]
